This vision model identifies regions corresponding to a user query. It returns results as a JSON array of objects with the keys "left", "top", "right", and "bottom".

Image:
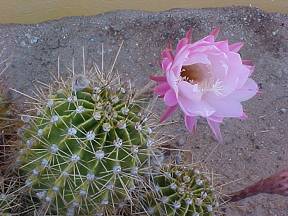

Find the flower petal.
[
  {"left": 229, "top": 42, "right": 244, "bottom": 52},
  {"left": 184, "top": 53, "right": 211, "bottom": 65},
  {"left": 207, "top": 118, "right": 223, "bottom": 142},
  {"left": 227, "top": 78, "right": 258, "bottom": 102},
  {"left": 178, "top": 94, "right": 215, "bottom": 117},
  {"left": 210, "top": 27, "right": 220, "bottom": 39},
  {"left": 184, "top": 115, "right": 197, "bottom": 133},
  {"left": 154, "top": 82, "right": 170, "bottom": 96},
  {"left": 166, "top": 70, "right": 179, "bottom": 94},
  {"left": 176, "top": 38, "right": 189, "bottom": 53},
  {"left": 178, "top": 81, "right": 202, "bottom": 101},
  {"left": 171, "top": 47, "right": 190, "bottom": 76},
  {"left": 159, "top": 106, "right": 177, "bottom": 122},
  {"left": 241, "top": 60, "right": 255, "bottom": 75},
  {"left": 150, "top": 75, "right": 167, "bottom": 83},
  {"left": 161, "top": 48, "right": 173, "bottom": 61},
  {"left": 208, "top": 115, "right": 223, "bottom": 123},
  {"left": 213, "top": 52, "right": 250, "bottom": 95},
  {"left": 185, "top": 29, "right": 192, "bottom": 42},
  {"left": 205, "top": 96, "right": 244, "bottom": 117},
  {"left": 164, "top": 89, "right": 178, "bottom": 106},
  {"left": 214, "top": 40, "right": 229, "bottom": 52},
  {"left": 240, "top": 112, "right": 248, "bottom": 120},
  {"left": 242, "top": 60, "right": 254, "bottom": 66},
  {"left": 227, "top": 52, "right": 251, "bottom": 89},
  {"left": 176, "top": 29, "right": 192, "bottom": 53},
  {"left": 162, "top": 58, "right": 173, "bottom": 72}
]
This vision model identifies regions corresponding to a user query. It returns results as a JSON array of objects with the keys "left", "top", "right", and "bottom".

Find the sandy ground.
[{"left": 0, "top": 6, "right": 287, "bottom": 216}]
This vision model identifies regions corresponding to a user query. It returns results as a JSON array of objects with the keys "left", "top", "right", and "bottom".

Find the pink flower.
[{"left": 151, "top": 29, "right": 258, "bottom": 141}]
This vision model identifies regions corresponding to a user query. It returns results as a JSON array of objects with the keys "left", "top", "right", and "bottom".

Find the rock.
[
  {"left": 280, "top": 108, "right": 287, "bottom": 114},
  {"left": 0, "top": 6, "right": 287, "bottom": 216}
]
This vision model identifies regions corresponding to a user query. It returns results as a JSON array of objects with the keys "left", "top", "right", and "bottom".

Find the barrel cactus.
[
  {"left": 17, "top": 71, "right": 160, "bottom": 215},
  {"left": 141, "top": 165, "right": 219, "bottom": 216}
]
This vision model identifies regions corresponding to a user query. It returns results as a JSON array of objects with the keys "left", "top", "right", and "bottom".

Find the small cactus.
[
  {"left": 17, "top": 71, "right": 159, "bottom": 215},
  {"left": 141, "top": 165, "right": 219, "bottom": 216}
]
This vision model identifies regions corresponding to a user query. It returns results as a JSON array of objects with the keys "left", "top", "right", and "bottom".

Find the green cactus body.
[
  {"left": 18, "top": 75, "right": 156, "bottom": 215},
  {"left": 143, "top": 165, "right": 218, "bottom": 216}
]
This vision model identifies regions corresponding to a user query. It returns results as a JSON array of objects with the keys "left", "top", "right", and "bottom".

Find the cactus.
[
  {"left": 0, "top": 171, "right": 39, "bottom": 216},
  {"left": 0, "top": 174, "right": 22, "bottom": 216},
  {"left": 141, "top": 165, "right": 219, "bottom": 216},
  {"left": 0, "top": 93, "right": 20, "bottom": 173},
  {"left": 0, "top": 176, "right": 14, "bottom": 215},
  {"left": 16, "top": 70, "right": 160, "bottom": 215}
]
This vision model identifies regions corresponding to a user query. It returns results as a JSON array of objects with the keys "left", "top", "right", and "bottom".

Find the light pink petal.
[
  {"left": 176, "top": 29, "right": 192, "bottom": 53},
  {"left": 184, "top": 115, "right": 197, "bottom": 133},
  {"left": 154, "top": 82, "right": 170, "bottom": 96},
  {"left": 210, "top": 28, "right": 220, "bottom": 38},
  {"left": 245, "top": 65, "right": 255, "bottom": 75},
  {"left": 159, "top": 106, "right": 177, "bottom": 122},
  {"left": 240, "top": 112, "right": 248, "bottom": 120},
  {"left": 161, "top": 58, "right": 173, "bottom": 72},
  {"left": 184, "top": 53, "right": 211, "bottom": 65},
  {"left": 176, "top": 38, "right": 189, "bottom": 53},
  {"left": 207, "top": 118, "right": 223, "bottom": 142},
  {"left": 172, "top": 47, "right": 190, "bottom": 74},
  {"left": 217, "top": 52, "right": 250, "bottom": 94},
  {"left": 242, "top": 60, "right": 255, "bottom": 74},
  {"left": 164, "top": 89, "right": 178, "bottom": 106},
  {"left": 178, "top": 81, "right": 202, "bottom": 101},
  {"left": 169, "top": 46, "right": 191, "bottom": 79},
  {"left": 214, "top": 40, "right": 229, "bottom": 52},
  {"left": 189, "top": 44, "right": 226, "bottom": 56},
  {"left": 208, "top": 52, "right": 229, "bottom": 82},
  {"left": 226, "top": 78, "right": 258, "bottom": 102},
  {"left": 203, "top": 35, "right": 215, "bottom": 43},
  {"left": 178, "top": 94, "right": 215, "bottom": 117},
  {"left": 150, "top": 75, "right": 167, "bottom": 83},
  {"left": 166, "top": 70, "right": 179, "bottom": 94},
  {"left": 187, "top": 38, "right": 212, "bottom": 51},
  {"left": 229, "top": 52, "right": 251, "bottom": 89},
  {"left": 205, "top": 96, "right": 244, "bottom": 117},
  {"left": 208, "top": 115, "right": 223, "bottom": 123},
  {"left": 229, "top": 42, "right": 244, "bottom": 52}
]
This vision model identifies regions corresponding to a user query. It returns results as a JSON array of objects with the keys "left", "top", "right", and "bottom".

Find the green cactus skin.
[
  {"left": 17, "top": 75, "right": 158, "bottom": 215},
  {"left": 142, "top": 165, "right": 219, "bottom": 216}
]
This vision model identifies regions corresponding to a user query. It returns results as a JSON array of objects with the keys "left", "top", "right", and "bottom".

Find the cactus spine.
[
  {"left": 17, "top": 68, "right": 159, "bottom": 215},
  {"left": 142, "top": 165, "right": 219, "bottom": 216}
]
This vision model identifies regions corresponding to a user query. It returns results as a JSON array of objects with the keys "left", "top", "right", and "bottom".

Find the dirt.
[{"left": 0, "top": 6, "right": 287, "bottom": 216}]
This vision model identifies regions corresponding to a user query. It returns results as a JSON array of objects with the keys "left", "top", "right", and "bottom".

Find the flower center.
[
  {"left": 180, "top": 64, "right": 224, "bottom": 96},
  {"left": 180, "top": 64, "right": 208, "bottom": 84}
]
